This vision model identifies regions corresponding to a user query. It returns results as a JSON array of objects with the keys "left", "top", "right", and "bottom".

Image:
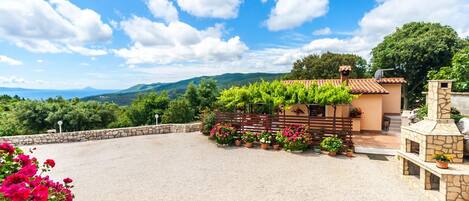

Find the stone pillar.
[{"left": 427, "top": 80, "right": 452, "bottom": 121}]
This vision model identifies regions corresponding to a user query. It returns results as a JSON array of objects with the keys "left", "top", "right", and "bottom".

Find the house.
[{"left": 283, "top": 66, "right": 406, "bottom": 132}]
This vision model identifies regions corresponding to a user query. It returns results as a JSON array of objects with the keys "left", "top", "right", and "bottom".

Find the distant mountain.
[
  {"left": 83, "top": 72, "right": 285, "bottom": 105},
  {"left": 0, "top": 87, "right": 118, "bottom": 100}
]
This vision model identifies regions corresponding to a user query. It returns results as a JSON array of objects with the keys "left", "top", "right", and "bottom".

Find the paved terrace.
[{"left": 24, "top": 132, "right": 428, "bottom": 201}]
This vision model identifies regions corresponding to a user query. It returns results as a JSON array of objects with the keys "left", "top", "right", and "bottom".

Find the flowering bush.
[
  {"left": 281, "top": 125, "right": 308, "bottom": 152},
  {"left": 0, "top": 142, "right": 74, "bottom": 201},
  {"left": 433, "top": 153, "right": 453, "bottom": 163},
  {"left": 274, "top": 132, "right": 286, "bottom": 145},
  {"left": 320, "top": 136, "right": 343, "bottom": 153},
  {"left": 210, "top": 123, "right": 235, "bottom": 145},
  {"left": 241, "top": 131, "right": 257, "bottom": 143},
  {"left": 258, "top": 132, "right": 272, "bottom": 144}
]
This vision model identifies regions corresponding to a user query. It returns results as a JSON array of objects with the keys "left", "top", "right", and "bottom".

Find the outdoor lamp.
[
  {"left": 57, "top": 120, "right": 63, "bottom": 133},
  {"left": 155, "top": 114, "right": 159, "bottom": 125}
]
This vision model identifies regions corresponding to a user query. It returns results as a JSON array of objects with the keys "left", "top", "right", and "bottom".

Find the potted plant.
[
  {"left": 320, "top": 136, "right": 343, "bottom": 156},
  {"left": 273, "top": 132, "right": 285, "bottom": 150},
  {"left": 233, "top": 132, "right": 242, "bottom": 146},
  {"left": 242, "top": 131, "right": 257, "bottom": 148},
  {"left": 213, "top": 124, "right": 235, "bottom": 147},
  {"left": 346, "top": 148, "right": 353, "bottom": 157},
  {"left": 313, "top": 146, "right": 321, "bottom": 154},
  {"left": 433, "top": 153, "right": 453, "bottom": 169},
  {"left": 349, "top": 107, "right": 362, "bottom": 118},
  {"left": 281, "top": 125, "right": 308, "bottom": 153},
  {"left": 259, "top": 132, "right": 272, "bottom": 150}
]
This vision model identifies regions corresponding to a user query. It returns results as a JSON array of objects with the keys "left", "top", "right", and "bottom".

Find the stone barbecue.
[{"left": 398, "top": 80, "right": 469, "bottom": 201}]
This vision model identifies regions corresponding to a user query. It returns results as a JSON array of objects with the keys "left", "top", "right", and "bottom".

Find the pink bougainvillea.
[{"left": 0, "top": 142, "right": 74, "bottom": 201}]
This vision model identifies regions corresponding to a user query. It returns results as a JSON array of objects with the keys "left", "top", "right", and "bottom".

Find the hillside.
[{"left": 83, "top": 73, "right": 285, "bottom": 105}]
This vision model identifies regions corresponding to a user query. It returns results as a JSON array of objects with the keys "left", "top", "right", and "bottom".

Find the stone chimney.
[
  {"left": 426, "top": 80, "right": 452, "bottom": 121},
  {"left": 338, "top": 65, "right": 352, "bottom": 85}
]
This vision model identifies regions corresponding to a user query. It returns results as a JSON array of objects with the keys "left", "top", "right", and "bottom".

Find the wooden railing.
[{"left": 215, "top": 112, "right": 353, "bottom": 147}]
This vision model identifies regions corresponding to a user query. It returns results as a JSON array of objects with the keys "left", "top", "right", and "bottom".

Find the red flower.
[
  {"left": 18, "top": 164, "right": 38, "bottom": 177},
  {"left": 44, "top": 159, "right": 55, "bottom": 168},
  {"left": 0, "top": 142, "right": 15, "bottom": 155},
  {"left": 0, "top": 183, "right": 31, "bottom": 201},
  {"left": 31, "top": 185, "right": 49, "bottom": 201},
  {"left": 63, "top": 178, "right": 73, "bottom": 184}
]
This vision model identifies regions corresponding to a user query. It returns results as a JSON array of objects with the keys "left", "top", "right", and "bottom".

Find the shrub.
[
  {"left": 200, "top": 110, "right": 216, "bottom": 135},
  {"left": 241, "top": 131, "right": 257, "bottom": 143},
  {"left": 0, "top": 143, "right": 74, "bottom": 201},
  {"left": 320, "top": 136, "right": 343, "bottom": 153},
  {"left": 274, "top": 131, "right": 286, "bottom": 145},
  {"left": 258, "top": 132, "right": 272, "bottom": 144},
  {"left": 162, "top": 98, "right": 195, "bottom": 124},
  {"left": 281, "top": 125, "right": 308, "bottom": 152}
]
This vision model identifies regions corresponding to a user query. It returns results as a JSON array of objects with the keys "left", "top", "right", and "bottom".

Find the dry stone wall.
[{"left": 0, "top": 123, "right": 201, "bottom": 146}]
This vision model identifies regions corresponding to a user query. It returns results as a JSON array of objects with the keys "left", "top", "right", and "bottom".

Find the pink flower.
[
  {"left": 63, "top": 178, "right": 73, "bottom": 184},
  {"left": 0, "top": 183, "right": 31, "bottom": 201},
  {"left": 44, "top": 159, "right": 55, "bottom": 168},
  {"left": 0, "top": 142, "right": 15, "bottom": 155},
  {"left": 18, "top": 164, "right": 38, "bottom": 177},
  {"left": 31, "top": 185, "right": 49, "bottom": 201}
]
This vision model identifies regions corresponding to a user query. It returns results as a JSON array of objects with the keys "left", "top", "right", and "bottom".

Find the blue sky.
[{"left": 0, "top": 0, "right": 467, "bottom": 89}]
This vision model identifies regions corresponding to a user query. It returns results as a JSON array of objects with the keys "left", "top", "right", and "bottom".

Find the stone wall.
[
  {"left": 443, "top": 175, "right": 469, "bottom": 201},
  {"left": 0, "top": 123, "right": 201, "bottom": 146}
]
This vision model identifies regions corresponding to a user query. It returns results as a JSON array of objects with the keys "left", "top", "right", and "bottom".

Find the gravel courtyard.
[{"left": 24, "top": 132, "right": 428, "bottom": 201}]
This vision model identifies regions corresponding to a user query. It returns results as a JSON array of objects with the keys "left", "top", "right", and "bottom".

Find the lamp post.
[
  {"left": 57, "top": 120, "right": 63, "bottom": 133},
  {"left": 155, "top": 114, "right": 159, "bottom": 125}
]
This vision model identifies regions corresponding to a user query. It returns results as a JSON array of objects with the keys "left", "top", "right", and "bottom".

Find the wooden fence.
[{"left": 215, "top": 112, "right": 353, "bottom": 147}]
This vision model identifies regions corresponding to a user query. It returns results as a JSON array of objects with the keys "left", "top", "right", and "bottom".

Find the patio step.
[{"left": 385, "top": 115, "right": 401, "bottom": 132}]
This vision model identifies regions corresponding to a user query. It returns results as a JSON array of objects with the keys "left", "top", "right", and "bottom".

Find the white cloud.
[
  {"left": 273, "top": 0, "right": 469, "bottom": 64},
  {"left": 115, "top": 16, "right": 247, "bottom": 65},
  {"left": 147, "top": 0, "right": 179, "bottom": 22},
  {"left": 0, "top": 55, "right": 22, "bottom": 66},
  {"left": 0, "top": 0, "right": 112, "bottom": 56},
  {"left": 266, "top": 0, "right": 328, "bottom": 31},
  {"left": 36, "top": 59, "right": 44, "bottom": 63},
  {"left": 312, "top": 27, "right": 332, "bottom": 35},
  {"left": 176, "top": 0, "right": 242, "bottom": 19},
  {"left": 0, "top": 76, "right": 25, "bottom": 84}
]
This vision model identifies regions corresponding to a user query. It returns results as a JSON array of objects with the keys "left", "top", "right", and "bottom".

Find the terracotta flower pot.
[
  {"left": 244, "top": 142, "right": 253, "bottom": 148},
  {"left": 261, "top": 143, "right": 269, "bottom": 150},
  {"left": 235, "top": 139, "right": 242, "bottom": 146},
  {"left": 328, "top": 151, "right": 337, "bottom": 157},
  {"left": 346, "top": 151, "right": 353, "bottom": 157},
  {"left": 436, "top": 160, "right": 449, "bottom": 169},
  {"left": 273, "top": 144, "right": 280, "bottom": 150}
]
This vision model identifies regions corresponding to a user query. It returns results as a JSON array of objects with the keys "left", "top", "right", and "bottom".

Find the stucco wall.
[
  {"left": 381, "top": 84, "right": 402, "bottom": 114},
  {"left": 452, "top": 92, "right": 469, "bottom": 115},
  {"left": 0, "top": 123, "right": 201, "bottom": 146},
  {"left": 325, "top": 104, "right": 349, "bottom": 118},
  {"left": 351, "top": 94, "right": 383, "bottom": 131},
  {"left": 284, "top": 104, "right": 309, "bottom": 116}
]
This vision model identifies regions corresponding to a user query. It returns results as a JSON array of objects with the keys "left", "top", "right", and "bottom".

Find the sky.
[{"left": 0, "top": 0, "right": 468, "bottom": 89}]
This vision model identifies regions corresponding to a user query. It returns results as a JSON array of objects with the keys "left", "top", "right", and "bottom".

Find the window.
[
  {"left": 308, "top": 104, "right": 325, "bottom": 117},
  {"left": 440, "top": 82, "right": 448, "bottom": 88}
]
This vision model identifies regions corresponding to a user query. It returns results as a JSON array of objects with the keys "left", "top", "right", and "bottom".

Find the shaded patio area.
[{"left": 353, "top": 131, "right": 400, "bottom": 149}]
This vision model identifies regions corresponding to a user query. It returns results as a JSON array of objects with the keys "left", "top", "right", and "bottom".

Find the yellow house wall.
[
  {"left": 351, "top": 94, "right": 383, "bottom": 131},
  {"left": 381, "top": 84, "right": 402, "bottom": 114},
  {"left": 284, "top": 104, "right": 309, "bottom": 116}
]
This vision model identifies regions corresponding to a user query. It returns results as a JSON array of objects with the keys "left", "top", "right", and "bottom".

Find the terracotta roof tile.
[
  {"left": 339, "top": 65, "right": 352, "bottom": 72},
  {"left": 283, "top": 79, "right": 391, "bottom": 94},
  {"left": 375, "top": 77, "right": 406, "bottom": 84}
]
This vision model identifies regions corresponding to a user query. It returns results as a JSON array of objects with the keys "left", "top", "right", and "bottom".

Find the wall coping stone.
[{"left": 0, "top": 123, "right": 201, "bottom": 146}]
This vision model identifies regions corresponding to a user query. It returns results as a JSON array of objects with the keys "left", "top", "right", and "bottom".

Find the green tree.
[
  {"left": 428, "top": 47, "right": 468, "bottom": 92},
  {"left": 184, "top": 82, "right": 201, "bottom": 115},
  {"left": 287, "top": 52, "right": 368, "bottom": 80},
  {"left": 198, "top": 79, "right": 218, "bottom": 111},
  {"left": 127, "top": 92, "right": 170, "bottom": 126},
  {"left": 15, "top": 101, "right": 53, "bottom": 134},
  {"left": 314, "top": 83, "right": 355, "bottom": 132},
  {"left": 371, "top": 22, "right": 462, "bottom": 108},
  {"left": 162, "top": 99, "right": 195, "bottom": 123}
]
